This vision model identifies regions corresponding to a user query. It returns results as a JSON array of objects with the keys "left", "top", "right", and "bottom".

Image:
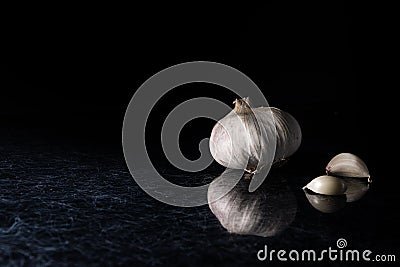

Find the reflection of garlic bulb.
[
  {"left": 208, "top": 169, "right": 297, "bottom": 237},
  {"left": 209, "top": 98, "right": 302, "bottom": 173}
]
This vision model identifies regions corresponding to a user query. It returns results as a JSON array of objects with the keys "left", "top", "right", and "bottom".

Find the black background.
[
  {"left": 2, "top": 2, "right": 375, "bottom": 173},
  {"left": 1, "top": 4, "right": 359, "bottom": 123}
]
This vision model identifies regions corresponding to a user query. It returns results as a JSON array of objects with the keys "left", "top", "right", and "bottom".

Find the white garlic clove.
[
  {"left": 304, "top": 190, "right": 346, "bottom": 213},
  {"left": 302, "top": 175, "right": 347, "bottom": 195},
  {"left": 326, "top": 153, "right": 370, "bottom": 181},
  {"left": 343, "top": 177, "right": 370, "bottom": 202}
]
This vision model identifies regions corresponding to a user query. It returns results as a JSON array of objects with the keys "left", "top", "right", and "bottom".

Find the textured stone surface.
[{"left": 0, "top": 141, "right": 393, "bottom": 266}]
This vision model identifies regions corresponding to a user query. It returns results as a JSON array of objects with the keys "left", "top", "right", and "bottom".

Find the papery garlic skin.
[
  {"left": 209, "top": 98, "right": 302, "bottom": 172},
  {"left": 264, "top": 107, "right": 302, "bottom": 161}
]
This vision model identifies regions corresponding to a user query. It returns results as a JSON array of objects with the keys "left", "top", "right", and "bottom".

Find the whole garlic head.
[{"left": 209, "top": 97, "right": 301, "bottom": 173}]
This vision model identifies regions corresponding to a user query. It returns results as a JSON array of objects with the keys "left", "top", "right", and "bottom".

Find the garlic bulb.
[
  {"left": 326, "top": 153, "right": 370, "bottom": 181},
  {"left": 304, "top": 191, "right": 346, "bottom": 213},
  {"left": 209, "top": 97, "right": 302, "bottom": 173},
  {"left": 302, "top": 175, "right": 347, "bottom": 195},
  {"left": 208, "top": 169, "right": 296, "bottom": 237}
]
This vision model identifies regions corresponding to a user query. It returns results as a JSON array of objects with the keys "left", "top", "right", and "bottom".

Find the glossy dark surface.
[{"left": 0, "top": 126, "right": 396, "bottom": 266}]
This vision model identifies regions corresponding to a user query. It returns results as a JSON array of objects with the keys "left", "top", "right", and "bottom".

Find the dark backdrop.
[{"left": 1, "top": 3, "right": 376, "bottom": 187}]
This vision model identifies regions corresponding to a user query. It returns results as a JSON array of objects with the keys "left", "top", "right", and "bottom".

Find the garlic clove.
[
  {"left": 326, "top": 153, "right": 370, "bottom": 181},
  {"left": 302, "top": 175, "right": 347, "bottom": 195},
  {"left": 343, "top": 177, "right": 370, "bottom": 202},
  {"left": 304, "top": 190, "right": 346, "bottom": 213}
]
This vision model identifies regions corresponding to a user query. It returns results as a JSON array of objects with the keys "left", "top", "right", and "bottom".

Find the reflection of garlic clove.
[
  {"left": 304, "top": 190, "right": 346, "bottom": 213},
  {"left": 343, "top": 177, "right": 370, "bottom": 202},
  {"left": 326, "top": 153, "right": 370, "bottom": 181},
  {"left": 302, "top": 175, "right": 347, "bottom": 195}
]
